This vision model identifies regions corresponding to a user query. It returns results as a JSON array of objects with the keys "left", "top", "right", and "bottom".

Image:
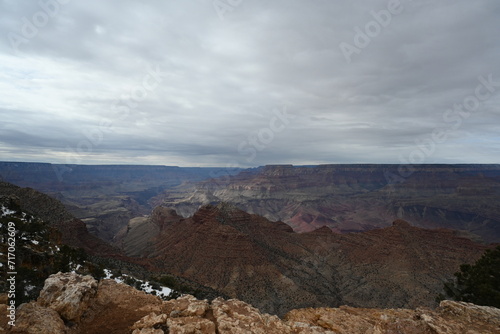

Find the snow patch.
[
  {"left": 25, "top": 285, "right": 36, "bottom": 292},
  {"left": 1, "top": 206, "right": 15, "bottom": 217},
  {"left": 104, "top": 269, "right": 113, "bottom": 279},
  {"left": 69, "top": 262, "right": 83, "bottom": 273},
  {"left": 103, "top": 269, "right": 173, "bottom": 298}
]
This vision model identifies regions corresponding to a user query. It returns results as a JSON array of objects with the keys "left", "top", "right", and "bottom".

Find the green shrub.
[{"left": 440, "top": 246, "right": 500, "bottom": 308}]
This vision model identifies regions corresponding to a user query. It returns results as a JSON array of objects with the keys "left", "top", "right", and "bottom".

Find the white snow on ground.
[
  {"left": 31, "top": 240, "right": 39, "bottom": 245},
  {"left": 158, "top": 286, "right": 173, "bottom": 297},
  {"left": 69, "top": 262, "right": 83, "bottom": 273},
  {"left": 141, "top": 281, "right": 173, "bottom": 298},
  {"left": 141, "top": 281, "right": 154, "bottom": 292},
  {"left": 1, "top": 206, "right": 15, "bottom": 217},
  {"left": 104, "top": 269, "right": 125, "bottom": 284},
  {"left": 103, "top": 269, "right": 173, "bottom": 298},
  {"left": 25, "top": 285, "right": 36, "bottom": 292},
  {"left": 114, "top": 276, "right": 125, "bottom": 284},
  {"left": 104, "top": 268, "right": 113, "bottom": 279}
]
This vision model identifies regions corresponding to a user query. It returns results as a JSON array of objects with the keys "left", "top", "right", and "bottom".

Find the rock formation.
[
  {"left": 0, "top": 162, "right": 241, "bottom": 242},
  {"left": 3, "top": 162, "right": 500, "bottom": 243},
  {"left": 0, "top": 181, "right": 120, "bottom": 256},
  {"left": 157, "top": 164, "right": 500, "bottom": 243},
  {"left": 37, "top": 273, "right": 98, "bottom": 323},
  {"left": 118, "top": 203, "right": 490, "bottom": 315},
  {"left": 2, "top": 272, "right": 499, "bottom": 333}
]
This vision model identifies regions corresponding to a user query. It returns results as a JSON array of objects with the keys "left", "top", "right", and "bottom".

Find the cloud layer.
[{"left": 1, "top": 0, "right": 499, "bottom": 166}]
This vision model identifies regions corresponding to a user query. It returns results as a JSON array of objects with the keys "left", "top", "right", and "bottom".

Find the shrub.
[{"left": 440, "top": 246, "right": 500, "bottom": 308}]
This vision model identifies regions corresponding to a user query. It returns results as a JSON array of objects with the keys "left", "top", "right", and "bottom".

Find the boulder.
[
  {"left": 10, "top": 302, "right": 66, "bottom": 334},
  {"left": 37, "top": 272, "right": 97, "bottom": 322}
]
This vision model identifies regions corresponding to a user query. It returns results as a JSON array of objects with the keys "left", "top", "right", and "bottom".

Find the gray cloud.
[{"left": 0, "top": 0, "right": 499, "bottom": 167}]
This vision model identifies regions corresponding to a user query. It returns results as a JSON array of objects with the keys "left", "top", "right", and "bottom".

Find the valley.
[
  {"left": 1, "top": 162, "right": 499, "bottom": 317},
  {"left": 116, "top": 203, "right": 489, "bottom": 315},
  {"left": 157, "top": 164, "right": 500, "bottom": 243},
  {"left": 0, "top": 162, "right": 239, "bottom": 243}
]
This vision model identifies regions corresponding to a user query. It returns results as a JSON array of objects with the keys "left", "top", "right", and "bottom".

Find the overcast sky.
[{"left": 1, "top": 0, "right": 499, "bottom": 167}]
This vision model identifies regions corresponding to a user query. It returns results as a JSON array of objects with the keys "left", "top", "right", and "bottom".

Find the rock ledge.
[{"left": 2, "top": 272, "right": 500, "bottom": 334}]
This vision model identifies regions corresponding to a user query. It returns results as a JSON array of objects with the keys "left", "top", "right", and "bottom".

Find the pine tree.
[{"left": 441, "top": 246, "right": 500, "bottom": 308}]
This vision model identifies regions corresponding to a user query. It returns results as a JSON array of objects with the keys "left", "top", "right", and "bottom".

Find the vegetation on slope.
[{"left": 440, "top": 245, "right": 500, "bottom": 308}]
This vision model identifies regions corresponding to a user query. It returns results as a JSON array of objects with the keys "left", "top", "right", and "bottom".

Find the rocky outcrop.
[
  {"left": 3, "top": 273, "right": 499, "bottom": 333},
  {"left": 119, "top": 203, "right": 489, "bottom": 315},
  {"left": 37, "top": 272, "right": 98, "bottom": 322},
  {"left": 10, "top": 302, "right": 67, "bottom": 334},
  {"left": 284, "top": 300, "right": 500, "bottom": 334},
  {"left": 114, "top": 206, "right": 184, "bottom": 257},
  {"left": 3, "top": 272, "right": 164, "bottom": 334}
]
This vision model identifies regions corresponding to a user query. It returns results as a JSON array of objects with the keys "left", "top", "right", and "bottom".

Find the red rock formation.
[
  {"left": 158, "top": 164, "right": 500, "bottom": 242},
  {"left": 119, "top": 203, "right": 490, "bottom": 315}
]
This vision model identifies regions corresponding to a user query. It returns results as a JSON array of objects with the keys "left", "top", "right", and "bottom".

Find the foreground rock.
[
  {"left": 285, "top": 302, "right": 500, "bottom": 334},
  {"left": 37, "top": 272, "right": 98, "bottom": 322},
  {"left": 2, "top": 273, "right": 500, "bottom": 333}
]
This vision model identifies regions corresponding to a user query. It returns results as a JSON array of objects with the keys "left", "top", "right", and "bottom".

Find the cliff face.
[
  {"left": 157, "top": 164, "right": 500, "bottom": 242},
  {"left": 4, "top": 162, "right": 499, "bottom": 244},
  {"left": 0, "top": 181, "right": 119, "bottom": 256},
  {"left": 0, "top": 162, "right": 243, "bottom": 243},
  {"left": 118, "top": 204, "right": 489, "bottom": 316},
  {"left": 3, "top": 272, "right": 500, "bottom": 334}
]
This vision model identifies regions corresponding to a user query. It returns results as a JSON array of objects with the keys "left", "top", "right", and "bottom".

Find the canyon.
[
  {"left": 156, "top": 164, "right": 500, "bottom": 243},
  {"left": 1, "top": 162, "right": 499, "bottom": 321},
  {"left": 2, "top": 162, "right": 499, "bottom": 244},
  {"left": 0, "top": 162, "right": 238, "bottom": 243},
  {"left": 117, "top": 203, "right": 490, "bottom": 315}
]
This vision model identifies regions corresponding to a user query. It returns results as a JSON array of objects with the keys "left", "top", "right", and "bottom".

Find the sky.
[{"left": 0, "top": 0, "right": 499, "bottom": 167}]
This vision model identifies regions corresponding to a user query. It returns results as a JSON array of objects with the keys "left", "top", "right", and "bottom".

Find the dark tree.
[{"left": 441, "top": 246, "right": 500, "bottom": 308}]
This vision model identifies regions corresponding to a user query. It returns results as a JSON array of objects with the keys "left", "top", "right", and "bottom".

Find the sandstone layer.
[{"left": 157, "top": 164, "right": 500, "bottom": 243}]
